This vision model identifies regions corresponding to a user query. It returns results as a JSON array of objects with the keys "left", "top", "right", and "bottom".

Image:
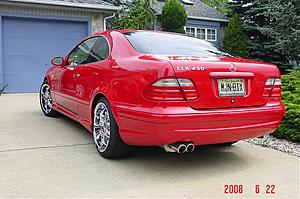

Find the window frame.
[
  {"left": 66, "top": 35, "right": 111, "bottom": 66},
  {"left": 184, "top": 26, "right": 217, "bottom": 42}
]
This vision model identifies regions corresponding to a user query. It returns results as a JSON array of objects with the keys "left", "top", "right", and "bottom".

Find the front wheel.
[
  {"left": 39, "top": 81, "right": 59, "bottom": 117},
  {"left": 93, "top": 98, "right": 131, "bottom": 159}
]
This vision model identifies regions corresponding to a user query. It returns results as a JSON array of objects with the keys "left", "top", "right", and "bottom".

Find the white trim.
[
  {"left": 188, "top": 15, "right": 229, "bottom": 23},
  {"left": 3, "top": 0, "right": 120, "bottom": 11},
  {"left": 184, "top": 26, "right": 217, "bottom": 42}
]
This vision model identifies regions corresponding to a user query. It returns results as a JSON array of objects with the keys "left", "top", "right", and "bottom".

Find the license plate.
[{"left": 217, "top": 78, "right": 246, "bottom": 97}]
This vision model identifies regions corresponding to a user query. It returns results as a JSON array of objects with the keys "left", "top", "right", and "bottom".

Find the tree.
[
  {"left": 160, "top": 0, "right": 187, "bottom": 33},
  {"left": 227, "top": 0, "right": 300, "bottom": 69},
  {"left": 257, "top": 0, "right": 300, "bottom": 69},
  {"left": 202, "top": 0, "right": 229, "bottom": 15},
  {"left": 115, "top": 0, "right": 156, "bottom": 30},
  {"left": 222, "top": 14, "right": 249, "bottom": 58}
]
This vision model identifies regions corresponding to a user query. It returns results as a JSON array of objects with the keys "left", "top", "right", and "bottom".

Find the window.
[
  {"left": 68, "top": 38, "right": 97, "bottom": 66},
  {"left": 68, "top": 36, "right": 110, "bottom": 66},
  {"left": 185, "top": 27, "right": 195, "bottom": 37},
  {"left": 196, "top": 28, "right": 205, "bottom": 40},
  {"left": 184, "top": 27, "right": 217, "bottom": 41},
  {"left": 124, "top": 31, "right": 230, "bottom": 57},
  {"left": 85, "top": 37, "right": 110, "bottom": 63},
  {"left": 207, "top": 29, "right": 216, "bottom": 41}
]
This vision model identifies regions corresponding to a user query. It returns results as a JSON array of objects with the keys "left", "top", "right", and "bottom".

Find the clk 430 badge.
[{"left": 176, "top": 66, "right": 205, "bottom": 71}]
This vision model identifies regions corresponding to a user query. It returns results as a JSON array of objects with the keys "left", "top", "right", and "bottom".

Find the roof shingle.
[
  {"left": 48, "top": 0, "right": 113, "bottom": 6},
  {"left": 151, "top": 0, "right": 229, "bottom": 22},
  {"left": 3, "top": 0, "right": 119, "bottom": 10}
]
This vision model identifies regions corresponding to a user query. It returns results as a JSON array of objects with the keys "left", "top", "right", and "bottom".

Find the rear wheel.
[
  {"left": 93, "top": 98, "right": 131, "bottom": 159},
  {"left": 39, "top": 81, "right": 59, "bottom": 117}
]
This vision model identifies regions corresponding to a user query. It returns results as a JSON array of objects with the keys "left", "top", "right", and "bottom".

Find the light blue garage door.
[{"left": 2, "top": 17, "right": 88, "bottom": 92}]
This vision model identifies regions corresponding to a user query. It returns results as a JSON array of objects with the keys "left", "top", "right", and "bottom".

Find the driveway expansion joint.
[{"left": 0, "top": 143, "right": 93, "bottom": 153}]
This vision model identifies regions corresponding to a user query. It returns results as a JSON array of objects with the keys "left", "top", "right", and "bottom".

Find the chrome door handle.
[{"left": 73, "top": 73, "right": 80, "bottom": 78}]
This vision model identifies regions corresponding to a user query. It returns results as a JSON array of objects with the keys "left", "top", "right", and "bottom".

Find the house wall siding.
[{"left": 0, "top": 3, "right": 105, "bottom": 33}]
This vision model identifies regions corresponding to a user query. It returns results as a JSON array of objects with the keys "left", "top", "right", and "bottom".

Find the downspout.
[{"left": 103, "top": 13, "right": 116, "bottom": 31}]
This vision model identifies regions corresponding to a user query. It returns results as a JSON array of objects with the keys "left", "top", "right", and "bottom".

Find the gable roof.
[
  {"left": 151, "top": 0, "right": 229, "bottom": 22},
  {"left": 2, "top": 0, "right": 119, "bottom": 11}
]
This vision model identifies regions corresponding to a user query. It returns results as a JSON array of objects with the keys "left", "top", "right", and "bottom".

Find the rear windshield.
[{"left": 124, "top": 31, "right": 231, "bottom": 57}]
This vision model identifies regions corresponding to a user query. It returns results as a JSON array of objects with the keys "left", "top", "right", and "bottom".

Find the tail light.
[
  {"left": 144, "top": 78, "right": 199, "bottom": 101},
  {"left": 263, "top": 78, "right": 282, "bottom": 97}
]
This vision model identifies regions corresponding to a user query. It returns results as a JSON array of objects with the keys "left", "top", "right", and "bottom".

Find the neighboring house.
[
  {"left": 0, "top": 0, "right": 118, "bottom": 92},
  {"left": 151, "top": 0, "right": 229, "bottom": 47}
]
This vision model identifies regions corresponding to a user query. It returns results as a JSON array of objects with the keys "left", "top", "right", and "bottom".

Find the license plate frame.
[{"left": 217, "top": 78, "right": 246, "bottom": 97}]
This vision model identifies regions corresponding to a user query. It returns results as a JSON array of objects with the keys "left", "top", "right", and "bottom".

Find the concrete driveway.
[{"left": 0, "top": 94, "right": 299, "bottom": 198}]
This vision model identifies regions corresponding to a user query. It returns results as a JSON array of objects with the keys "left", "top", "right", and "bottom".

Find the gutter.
[
  {"left": 3, "top": 0, "right": 120, "bottom": 11},
  {"left": 103, "top": 13, "right": 115, "bottom": 31},
  {"left": 188, "top": 15, "right": 229, "bottom": 23}
]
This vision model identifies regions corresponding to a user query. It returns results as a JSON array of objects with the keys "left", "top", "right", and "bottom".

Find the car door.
[
  {"left": 77, "top": 36, "right": 111, "bottom": 122},
  {"left": 55, "top": 37, "right": 98, "bottom": 115}
]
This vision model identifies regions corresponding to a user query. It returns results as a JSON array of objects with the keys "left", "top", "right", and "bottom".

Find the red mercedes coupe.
[{"left": 40, "top": 30, "right": 285, "bottom": 158}]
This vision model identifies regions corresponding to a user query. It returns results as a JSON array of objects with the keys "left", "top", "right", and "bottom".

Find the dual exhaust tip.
[{"left": 163, "top": 142, "right": 195, "bottom": 154}]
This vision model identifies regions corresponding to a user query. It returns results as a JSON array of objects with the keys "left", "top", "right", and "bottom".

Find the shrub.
[
  {"left": 222, "top": 14, "right": 249, "bottom": 58},
  {"left": 272, "top": 70, "right": 300, "bottom": 142},
  {"left": 160, "top": 0, "right": 187, "bottom": 33}
]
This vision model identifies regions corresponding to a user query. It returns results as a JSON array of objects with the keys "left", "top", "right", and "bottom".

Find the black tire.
[
  {"left": 93, "top": 98, "right": 131, "bottom": 159},
  {"left": 39, "top": 81, "right": 59, "bottom": 117},
  {"left": 218, "top": 141, "right": 238, "bottom": 146}
]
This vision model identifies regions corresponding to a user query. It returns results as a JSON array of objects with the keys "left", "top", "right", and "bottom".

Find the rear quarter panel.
[{"left": 107, "top": 31, "right": 177, "bottom": 123}]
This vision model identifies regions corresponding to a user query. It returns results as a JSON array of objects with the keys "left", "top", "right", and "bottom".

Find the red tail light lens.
[
  {"left": 144, "top": 78, "right": 199, "bottom": 101},
  {"left": 263, "top": 78, "right": 282, "bottom": 97}
]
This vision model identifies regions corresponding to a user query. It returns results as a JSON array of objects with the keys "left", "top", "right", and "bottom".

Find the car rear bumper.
[{"left": 112, "top": 102, "right": 285, "bottom": 146}]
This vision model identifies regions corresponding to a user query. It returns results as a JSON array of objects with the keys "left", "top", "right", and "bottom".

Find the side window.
[
  {"left": 85, "top": 37, "right": 110, "bottom": 63},
  {"left": 68, "top": 37, "right": 97, "bottom": 66}
]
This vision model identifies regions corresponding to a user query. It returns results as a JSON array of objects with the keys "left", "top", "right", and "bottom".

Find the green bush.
[
  {"left": 222, "top": 14, "right": 249, "bottom": 58},
  {"left": 272, "top": 70, "right": 300, "bottom": 142},
  {"left": 160, "top": 0, "right": 187, "bottom": 33}
]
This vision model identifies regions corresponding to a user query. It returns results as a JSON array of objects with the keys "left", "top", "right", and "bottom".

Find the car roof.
[
  {"left": 94, "top": 29, "right": 179, "bottom": 35},
  {"left": 92, "top": 29, "right": 137, "bottom": 36}
]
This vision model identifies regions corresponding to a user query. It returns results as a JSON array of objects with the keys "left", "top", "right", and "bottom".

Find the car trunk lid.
[{"left": 152, "top": 55, "right": 278, "bottom": 109}]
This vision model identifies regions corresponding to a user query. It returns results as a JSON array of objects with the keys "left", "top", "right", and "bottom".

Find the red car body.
[{"left": 44, "top": 30, "right": 285, "bottom": 147}]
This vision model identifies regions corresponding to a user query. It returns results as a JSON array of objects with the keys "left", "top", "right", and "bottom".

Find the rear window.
[{"left": 124, "top": 31, "right": 231, "bottom": 57}]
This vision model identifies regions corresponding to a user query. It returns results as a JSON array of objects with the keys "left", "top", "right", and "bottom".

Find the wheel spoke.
[{"left": 47, "top": 101, "right": 52, "bottom": 109}]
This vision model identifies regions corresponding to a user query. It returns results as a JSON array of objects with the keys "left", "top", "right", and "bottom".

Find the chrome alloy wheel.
[
  {"left": 40, "top": 84, "right": 53, "bottom": 114},
  {"left": 93, "top": 102, "right": 111, "bottom": 152}
]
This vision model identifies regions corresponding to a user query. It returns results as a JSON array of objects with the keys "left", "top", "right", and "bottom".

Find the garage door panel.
[
  {"left": 4, "top": 38, "right": 80, "bottom": 56},
  {"left": 2, "top": 17, "right": 88, "bottom": 92},
  {"left": 4, "top": 17, "right": 87, "bottom": 40},
  {"left": 3, "top": 54, "right": 49, "bottom": 93}
]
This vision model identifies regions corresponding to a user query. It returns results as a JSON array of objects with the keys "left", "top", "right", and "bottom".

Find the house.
[
  {"left": 151, "top": 0, "right": 229, "bottom": 47},
  {"left": 0, "top": 0, "right": 228, "bottom": 93},
  {"left": 0, "top": 0, "right": 119, "bottom": 92}
]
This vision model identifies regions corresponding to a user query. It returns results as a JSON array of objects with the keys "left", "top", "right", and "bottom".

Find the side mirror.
[{"left": 51, "top": 57, "right": 64, "bottom": 66}]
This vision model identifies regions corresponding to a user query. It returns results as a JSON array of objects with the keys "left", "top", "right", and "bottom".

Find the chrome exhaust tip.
[
  {"left": 185, "top": 143, "right": 195, "bottom": 153},
  {"left": 174, "top": 144, "right": 186, "bottom": 154},
  {"left": 162, "top": 143, "right": 187, "bottom": 154}
]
